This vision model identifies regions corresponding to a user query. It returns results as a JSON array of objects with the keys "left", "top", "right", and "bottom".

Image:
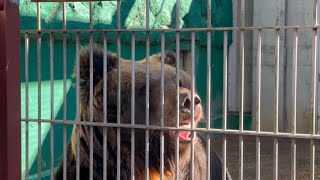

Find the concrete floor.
[{"left": 211, "top": 135, "right": 320, "bottom": 180}]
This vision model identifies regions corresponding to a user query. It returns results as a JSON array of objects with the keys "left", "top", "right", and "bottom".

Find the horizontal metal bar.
[
  {"left": 21, "top": 119, "right": 320, "bottom": 139},
  {"left": 19, "top": 25, "right": 320, "bottom": 34}
]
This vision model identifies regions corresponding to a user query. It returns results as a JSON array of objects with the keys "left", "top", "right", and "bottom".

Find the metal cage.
[{"left": 13, "top": 0, "right": 320, "bottom": 179}]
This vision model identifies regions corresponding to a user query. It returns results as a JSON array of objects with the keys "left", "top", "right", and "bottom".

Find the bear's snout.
[{"left": 179, "top": 88, "right": 202, "bottom": 120}]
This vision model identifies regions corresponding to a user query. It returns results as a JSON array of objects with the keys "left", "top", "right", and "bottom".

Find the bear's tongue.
[{"left": 170, "top": 123, "right": 193, "bottom": 141}]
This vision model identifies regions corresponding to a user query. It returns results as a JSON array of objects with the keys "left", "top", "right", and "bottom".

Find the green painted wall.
[{"left": 19, "top": 0, "right": 242, "bottom": 179}]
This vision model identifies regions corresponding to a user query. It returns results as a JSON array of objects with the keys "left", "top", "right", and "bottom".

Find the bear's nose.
[{"left": 180, "top": 92, "right": 201, "bottom": 113}]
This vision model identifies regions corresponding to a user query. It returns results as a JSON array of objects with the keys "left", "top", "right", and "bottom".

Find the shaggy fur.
[{"left": 55, "top": 46, "right": 232, "bottom": 180}]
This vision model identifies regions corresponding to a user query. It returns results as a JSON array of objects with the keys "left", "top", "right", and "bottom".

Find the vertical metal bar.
[
  {"left": 190, "top": 31, "right": 195, "bottom": 180},
  {"left": 206, "top": 0, "right": 212, "bottom": 179},
  {"left": 131, "top": 32, "right": 135, "bottom": 180},
  {"left": 160, "top": 32, "right": 165, "bottom": 180},
  {"left": 62, "top": 2, "right": 66, "bottom": 29},
  {"left": 62, "top": 2, "right": 67, "bottom": 179},
  {"left": 239, "top": 0, "right": 245, "bottom": 179},
  {"left": 89, "top": 33, "right": 94, "bottom": 180},
  {"left": 292, "top": 28, "right": 298, "bottom": 138},
  {"left": 116, "top": 1, "right": 121, "bottom": 179},
  {"left": 239, "top": 0, "right": 245, "bottom": 180},
  {"left": 145, "top": 0, "right": 150, "bottom": 179},
  {"left": 50, "top": 32, "right": 55, "bottom": 180},
  {"left": 273, "top": 28, "right": 280, "bottom": 180},
  {"left": 273, "top": 138, "right": 278, "bottom": 180},
  {"left": 291, "top": 139, "right": 296, "bottom": 180},
  {"left": 103, "top": 32, "right": 108, "bottom": 180},
  {"left": 239, "top": 0, "right": 245, "bottom": 133},
  {"left": 312, "top": 0, "right": 318, "bottom": 137},
  {"left": 256, "top": 30, "right": 262, "bottom": 134},
  {"left": 175, "top": 0, "right": 180, "bottom": 178},
  {"left": 36, "top": 2, "right": 42, "bottom": 179},
  {"left": 310, "top": 1, "right": 318, "bottom": 179},
  {"left": 222, "top": 31, "right": 228, "bottom": 180},
  {"left": 256, "top": 29, "right": 262, "bottom": 180},
  {"left": 310, "top": 139, "right": 315, "bottom": 180},
  {"left": 75, "top": 32, "right": 80, "bottom": 180},
  {"left": 24, "top": 32, "right": 30, "bottom": 180},
  {"left": 223, "top": 30, "right": 228, "bottom": 136},
  {"left": 291, "top": 28, "right": 298, "bottom": 180},
  {"left": 37, "top": 32, "right": 42, "bottom": 180},
  {"left": 89, "top": 2, "right": 94, "bottom": 180},
  {"left": 89, "top": 1, "right": 93, "bottom": 30},
  {"left": 62, "top": 16, "right": 67, "bottom": 180},
  {"left": 37, "top": 2, "right": 41, "bottom": 30},
  {"left": 0, "top": 1, "right": 21, "bottom": 178}
]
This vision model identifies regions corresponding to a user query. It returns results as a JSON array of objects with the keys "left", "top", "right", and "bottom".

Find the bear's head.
[{"left": 78, "top": 46, "right": 203, "bottom": 173}]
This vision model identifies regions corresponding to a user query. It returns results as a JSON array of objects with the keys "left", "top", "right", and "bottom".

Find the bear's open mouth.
[
  {"left": 169, "top": 115, "right": 201, "bottom": 142},
  {"left": 169, "top": 122, "right": 194, "bottom": 141},
  {"left": 169, "top": 104, "right": 202, "bottom": 142}
]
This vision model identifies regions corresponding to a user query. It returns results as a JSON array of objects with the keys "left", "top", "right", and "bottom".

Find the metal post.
[{"left": 0, "top": 0, "right": 21, "bottom": 179}]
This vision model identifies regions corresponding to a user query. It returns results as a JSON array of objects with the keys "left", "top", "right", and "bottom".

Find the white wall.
[
  {"left": 229, "top": 0, "right": 320, "bottom": 133},
  {"left": 253, "top": 0, "right": 318, "bottom": 133}
]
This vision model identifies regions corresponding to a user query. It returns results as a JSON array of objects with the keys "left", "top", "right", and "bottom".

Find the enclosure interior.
[{"left": 20, "top": 0, "right": 320, "bottom": 179}]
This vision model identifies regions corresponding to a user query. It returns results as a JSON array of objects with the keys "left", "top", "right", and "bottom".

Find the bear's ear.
[
  {"left": 150, "top": 51, "right": 177, "bottom": 67},
  {"left": 163, "top": 52, "right": 177, "bottom": 67},
  {"left": 79, "top": 46, "right": 118, "bottom": 81}
]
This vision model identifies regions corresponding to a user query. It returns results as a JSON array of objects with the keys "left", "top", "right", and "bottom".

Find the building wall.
[
  {"left": 251, "top": 0, "right": 319, "bottom": 133},
  {"left": 229, "top": 0, "right": 319, "bottom": 133}
]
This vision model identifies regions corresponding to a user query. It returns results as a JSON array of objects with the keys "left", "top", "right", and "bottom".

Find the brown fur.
[{"left": 55, "top": 46, "right": 232, "bottom": 180}]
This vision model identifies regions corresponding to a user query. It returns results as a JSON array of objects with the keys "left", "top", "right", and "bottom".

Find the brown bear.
[{"left": 55, "top": 46, "right": 232, "bottom": 180}]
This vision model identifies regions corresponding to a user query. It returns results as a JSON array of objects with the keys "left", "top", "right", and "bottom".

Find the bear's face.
[
  {"left": 79, "top": 48, "right": 203, "bottom": 143},
  {"left": 105, "top": 54, "right": 203, "bottom": 142}
]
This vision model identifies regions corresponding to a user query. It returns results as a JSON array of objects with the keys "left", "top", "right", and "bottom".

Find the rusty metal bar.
[
  {"left": 0, "top": 0, "right": 21, "bottom": 178},
  {"left": 0, "top": 0, "right": 3, "bottom": 10}
]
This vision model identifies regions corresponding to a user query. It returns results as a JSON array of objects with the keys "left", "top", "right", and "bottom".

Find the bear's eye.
[{"left": 179, "top": 80, "right": 183, "bottom": 87}]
